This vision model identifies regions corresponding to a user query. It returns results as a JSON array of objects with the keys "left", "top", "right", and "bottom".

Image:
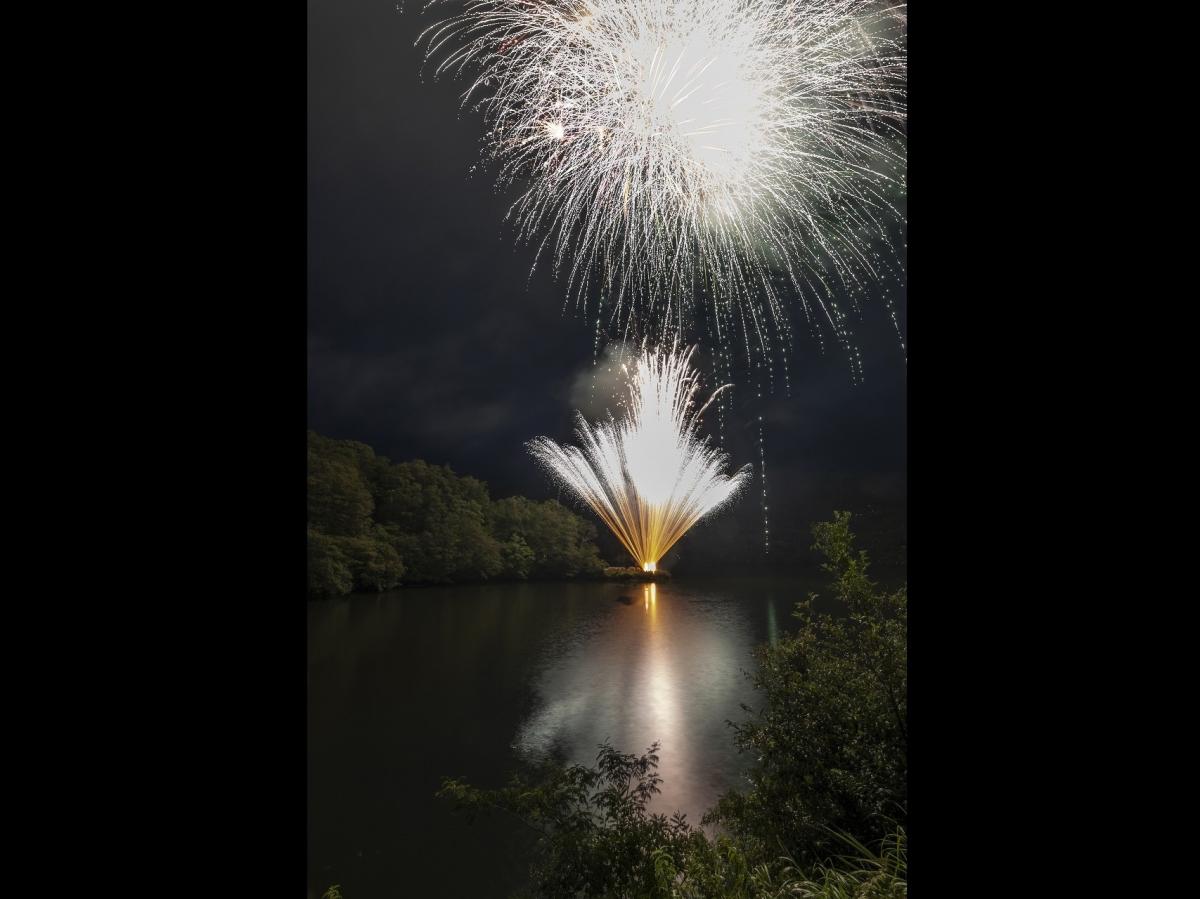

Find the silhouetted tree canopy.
[{"left": 308, "top": 431, "right": 606, "bottom": 596}]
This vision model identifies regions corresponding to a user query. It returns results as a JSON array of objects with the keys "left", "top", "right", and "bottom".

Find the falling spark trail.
[{"left": 529, "top": 343, "right": 751, "bottom": 570}]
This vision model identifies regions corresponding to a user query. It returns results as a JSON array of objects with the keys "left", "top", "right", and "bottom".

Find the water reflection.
[
  {"left": 308, "top": 576, "right": 816, "bottom": 898},
  {"left": 514, "top": 579, "right": 762, "bottom": 823}
]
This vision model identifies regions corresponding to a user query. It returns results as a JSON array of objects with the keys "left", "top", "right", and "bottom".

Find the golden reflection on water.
[
  {"left": 642, "top": 580, "right": 685, "bottom": 808},
  {"left": 514, "top": 579, "right": 757, "bottom": 823}
]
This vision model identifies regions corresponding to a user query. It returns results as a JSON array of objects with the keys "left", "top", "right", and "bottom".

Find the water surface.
[{"left": 307, "top": 575, "right": 820, "bottom": 898}]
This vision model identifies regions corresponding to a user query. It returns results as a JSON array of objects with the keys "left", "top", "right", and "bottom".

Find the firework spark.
[
  {"left": 421, "top": 0, "right": 906, "bottom": 373},
  {"left": 528, "top": 344, "right": 751, "bottom": 570}
]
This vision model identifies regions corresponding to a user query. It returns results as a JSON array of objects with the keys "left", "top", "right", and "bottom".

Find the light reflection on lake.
[
  {"left": 515, "top": 580, "right": 766, "bottom": 820},
  {"left": 307, "top": 575, "right": 821, "bottom": 899}
]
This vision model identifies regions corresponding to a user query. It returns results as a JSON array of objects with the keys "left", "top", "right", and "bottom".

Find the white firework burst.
[
  {"left": 528, "top": 343, "right": 751, "bottom": 570},
  {"left": 421, "top": 0, "right": 906, "bottom": 374}
]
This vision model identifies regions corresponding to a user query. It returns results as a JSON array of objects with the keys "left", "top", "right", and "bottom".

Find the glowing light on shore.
[
  {"left": 420, "top": 0, "right": 906, "bottom": 371},
  {"left": 528, "top": 344, "right": 750, "bottom": 570}
]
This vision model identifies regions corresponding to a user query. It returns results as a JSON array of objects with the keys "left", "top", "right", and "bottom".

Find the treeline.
[{"left": 308, "top": 431, "right": 606, "bottom": 596}]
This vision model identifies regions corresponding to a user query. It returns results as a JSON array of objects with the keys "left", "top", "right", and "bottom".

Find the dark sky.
[{"left": 307, "top": 0, "right": 907, "bottom": 568}]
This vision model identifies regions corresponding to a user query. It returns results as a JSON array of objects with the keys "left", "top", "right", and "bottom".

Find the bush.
[
  {"left": 707, "top": 511, "right": 907, "bottom": 864},
  {"left": 439, "top": 742, "right": 715, "bottom": 898},
  {"left": 438, "top": 741, "right": 906, "bottom": 899}
]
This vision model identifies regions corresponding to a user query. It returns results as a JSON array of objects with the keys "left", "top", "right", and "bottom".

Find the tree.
[
  {"left": 707, "top": 511, "right": 907, "bottom": 864},
  {"left": 490, "top": 496, "right": 606, "bottom": 579},
  {"left": 307, "top": 529, "right": 354, "bottom": 597},
  {"left": 375, "top": 459, "right": 502, "bottom": 583},
  {"left": 307, "top": 431, "right": 608, "bottom": 594},
  {"left": 499, "top": 533, "right": 536, "bottom": 580},
  {"left": 336, "top": 527, "right": 406, "bottom": 591},
  {"left": 307, "top": 432, "right": 374, "bottom": 537}
]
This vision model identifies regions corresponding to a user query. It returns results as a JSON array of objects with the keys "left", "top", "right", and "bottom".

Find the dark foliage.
[
  {"left": 439, "top": 743, "right": 752, "bottom": 898},
  {"left": 308, "top": 431, "right": 606, "bottom": 595},
  {"left": 707, "top": 511, "right": 907, "bottom": 864}
]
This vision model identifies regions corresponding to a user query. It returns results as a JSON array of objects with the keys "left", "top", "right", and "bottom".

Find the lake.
[{"left": 307, "top": 575, "right": 826, "bottom": 898}]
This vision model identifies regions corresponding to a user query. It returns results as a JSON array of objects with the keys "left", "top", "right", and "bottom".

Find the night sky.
[{"left": 307, "top": 0, "right": 907, "bottom": 569}]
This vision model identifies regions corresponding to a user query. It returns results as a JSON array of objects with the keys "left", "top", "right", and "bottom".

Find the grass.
[{"left": 754, "top": 828, "right": 907, "bottom": 899}]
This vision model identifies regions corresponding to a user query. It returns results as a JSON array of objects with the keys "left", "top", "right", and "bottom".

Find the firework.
[
  {"left": 420, "top": 0, "right": 906, "bottom": 372},
  {"left": 528, "top": 344, "right": 751, "bottom": 570}
]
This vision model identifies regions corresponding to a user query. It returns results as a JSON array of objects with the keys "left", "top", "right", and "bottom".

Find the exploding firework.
[
  {"left": 528, "top": 343, "right": 751, "bottom": 570},
  {"left": 420, "top": 0, "right": 906, "bottom": 374}
]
